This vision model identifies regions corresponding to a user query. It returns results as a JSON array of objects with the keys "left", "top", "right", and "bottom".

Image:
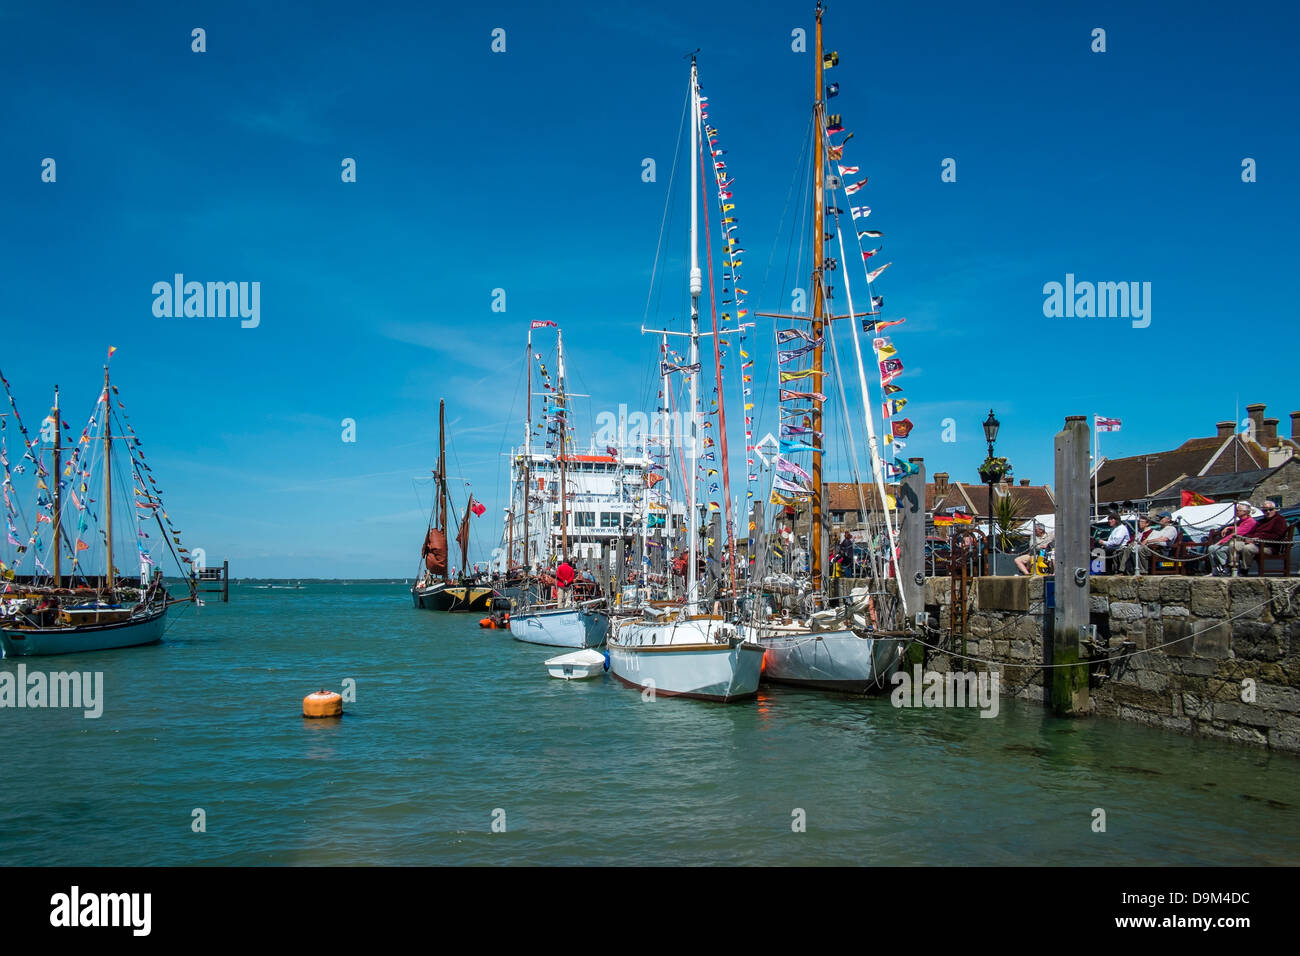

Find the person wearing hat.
[
  {"left": 1209, "top": 501, "right": 1257, "bottom": 575},
  {"left": 1147, "top": 511, "right": 1179, "bottom": 551}
]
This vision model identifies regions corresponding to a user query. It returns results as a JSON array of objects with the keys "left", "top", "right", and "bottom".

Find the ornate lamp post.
[{"left": 980, "top": 409, "right": 1002, "bottom": 574}]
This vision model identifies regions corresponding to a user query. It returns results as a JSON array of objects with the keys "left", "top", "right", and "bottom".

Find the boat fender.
[
  {"left": 479, "top": 617, "right": 492, "bottom": 628},
  {"left": 303, "top": 689, "right": 343, "bottom": 718},
  {"left": 603, "top": 650, "right": 611, "bottom": 672}
]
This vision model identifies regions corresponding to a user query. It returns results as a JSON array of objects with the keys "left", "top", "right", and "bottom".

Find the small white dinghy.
[{"left": 544, "top": 649, "right": 607, "bottom": 680}]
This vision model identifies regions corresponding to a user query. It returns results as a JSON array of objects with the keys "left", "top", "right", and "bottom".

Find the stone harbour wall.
[{"left": 837, "top": 574, "right": 1300, "bottom": 753}]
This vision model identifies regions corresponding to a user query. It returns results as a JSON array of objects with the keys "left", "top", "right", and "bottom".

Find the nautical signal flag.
[
  {"left": 1095, "top": 416, "right": 1122, "bottom": 432},
  {"left": 851, "top": 206, "right": 871, "bottom": 219},
  {"left": 837, "top": 165, "right": 859, "bottom": 176},
  {"left": 892, "top": 419, "right": 914, "bottom": 439},
  {"left": 107, "top": 346, "right": 118, "bottom": 359},
  {"left": 859, "top": 230, "right": 883, "bottom": 239},
  {"left": 862, "top": 247, "right": 881, "bottom": 260},
  {"left": 863, "top": 317, "right": 905, "bottom": 335},
  {"left": 844, "top": 178, "right": 868, "bottom": 195},
  {"left": 530, "top": 320, "right": 557, "bottom": 329},
  {"left": 823, "top": 52, "right": 839, "bottom": 69},
  {"left": 883, "top": 398, "right": 908, "bottom": 417},
  {"left": 866, "top": 262, "right": 892, "bottom": 282},
  {"left": 826, "top": 82, "right": 839, "bottom": 97}
]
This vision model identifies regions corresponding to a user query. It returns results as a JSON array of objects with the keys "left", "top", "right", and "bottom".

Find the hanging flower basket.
[{"left": 978, "top": 456, "right": 1012, "bottom": 485}]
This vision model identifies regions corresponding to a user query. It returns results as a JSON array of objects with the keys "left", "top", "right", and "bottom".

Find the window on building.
[
  {"left": 600, "top": 512, "right": 621, "bottom": 528},
  {"left": 575, "top": 511, "right": 596, "bottom": 527}
]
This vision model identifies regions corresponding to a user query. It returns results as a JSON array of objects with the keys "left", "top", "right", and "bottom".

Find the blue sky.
[{"left": 1, "top": 0, "right": 1296, "bottom": 576}]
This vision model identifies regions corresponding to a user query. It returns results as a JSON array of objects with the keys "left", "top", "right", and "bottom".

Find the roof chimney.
[
  {"left": 1019, "top": 479, "right": 1030, "bottom": 487},
  {"left": 933, "top": 471, "right": 949, "bottom": 492},
  {"left": 1216, "top": 420, "right": 1235, "bottom": 439},
  {"left": 1262, "top": 417, "right": 1280, "bottom": 445},
  {"left": 1291, "top": 411, "right": 1300, "bottom": 443},
  {"left": 1246, "top": 403, "right": 1266, "bottom": 441}
]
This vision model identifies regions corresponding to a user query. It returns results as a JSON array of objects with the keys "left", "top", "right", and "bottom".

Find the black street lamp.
[{"left": 983, "top": 409, "right": 1000, "bottom": 573}]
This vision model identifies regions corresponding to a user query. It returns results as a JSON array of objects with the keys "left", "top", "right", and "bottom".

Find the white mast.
[{"left": 687, "top": 56, "right": 702, "bottom": 610}]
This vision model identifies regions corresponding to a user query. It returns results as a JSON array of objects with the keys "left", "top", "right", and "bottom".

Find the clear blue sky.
[{"left": 2, "top": 0, "right": 1295, "bottom": 576}]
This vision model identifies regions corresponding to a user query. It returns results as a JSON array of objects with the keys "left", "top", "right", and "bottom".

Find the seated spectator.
[
  {"left": 1015, "top": 522, "right": 1054, "bottom": 575},
  {"left": 1122, "top": 514, "right": 1156, "bottom": 574},
  {"left": 1250, "top": 500, "right": 1289, "bottom": 569},
  {"left": 1092, "top": 512, "right": 1131, "bottom": 573},
  {"left": 1146, "top": 511, "right": 1179, "bottom": 551},
  {"left": 1209, "top": 501, "right": 1257, "bottom": 575}
]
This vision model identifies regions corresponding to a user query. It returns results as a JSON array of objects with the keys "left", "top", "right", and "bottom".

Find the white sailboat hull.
[
  {"left": 510, "top": 607, "right": 608, "bottom": 648},
  {"left": 745, "top": 624, "right": 905, "bottom": 693},
  {"left": 608, "top": 617, "right": 763, "bottom": 702}
]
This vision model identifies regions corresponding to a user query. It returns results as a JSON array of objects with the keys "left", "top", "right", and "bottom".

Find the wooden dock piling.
[
  {"left": 899, "top": 458, "right": 926, "bottom": 624},
  {"left": 1052, "top": 417, "right": 1090, "bottom": 715}
]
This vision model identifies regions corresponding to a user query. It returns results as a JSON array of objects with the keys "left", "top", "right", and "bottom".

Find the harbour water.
[{"left": 1, "top": 582, "right": 1297, "bottom": 866}]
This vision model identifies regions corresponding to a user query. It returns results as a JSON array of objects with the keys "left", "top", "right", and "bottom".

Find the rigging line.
[
  {"left": 824, "top": 112, "right": 905, "bottom": 614},
  {"left": 696, "top": 103, "right": 737, "bottom": 593},
  {"left": 642, "top": 79, "right": 691, "bottom": 333}
]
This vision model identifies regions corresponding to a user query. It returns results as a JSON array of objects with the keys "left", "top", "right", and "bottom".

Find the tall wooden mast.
[
  {"left": 438, "top": 398, "right": 447, "bottom": 585},
  {"left": 103, "top": 365, "right": 114, "bottom": 588},
  {"left": 51, "top": 385, "right": 61, "bottom": 588},
  {"left": 810, "top": 3, "right": 827, "bottom": 592}
]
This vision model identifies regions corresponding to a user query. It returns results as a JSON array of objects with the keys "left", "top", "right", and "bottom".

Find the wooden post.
[
  {"left": 1052, "top": 416, "right": 1091, "bottom": 715},
  {"left": 899, "top": 458, "right": 925, "bottom": 623},
  {"left": 222, "top": 559, "right": 229, "bottom": 602}
]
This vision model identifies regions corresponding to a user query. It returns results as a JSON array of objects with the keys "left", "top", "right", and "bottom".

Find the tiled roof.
[{"left": 1093, "top": 435, "right": 1267, "bottom": 504}]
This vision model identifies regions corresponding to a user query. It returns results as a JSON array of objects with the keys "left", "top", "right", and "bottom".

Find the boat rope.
[{"left": 911, "top": 578, "right": 1300, "bottom": 670}]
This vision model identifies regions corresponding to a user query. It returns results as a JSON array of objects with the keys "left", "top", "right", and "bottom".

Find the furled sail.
[{"left": 422, "top": 528, "right": 447, "bottom": 574}]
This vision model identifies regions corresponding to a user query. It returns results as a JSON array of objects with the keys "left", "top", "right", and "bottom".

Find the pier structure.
[{"left": 192, "top": 559, "right": 230, "bottom": 602}]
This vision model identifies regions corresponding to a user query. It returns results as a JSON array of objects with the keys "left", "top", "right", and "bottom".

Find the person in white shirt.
[
  {"left": 1092, "top": 513, "right": 1131, "bottom": 573},
  {"left": 1146, "top": 512, "right": 1179, "bottom": 551}
]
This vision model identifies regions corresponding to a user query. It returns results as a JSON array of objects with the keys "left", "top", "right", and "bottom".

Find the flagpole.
[{"left": 1093, "top": 415, "right": 1099, "bottom": 522}]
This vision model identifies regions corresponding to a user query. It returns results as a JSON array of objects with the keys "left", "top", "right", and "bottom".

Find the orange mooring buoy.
[{"left": 303, "top": 689, "right": 343, "bottom": 718}]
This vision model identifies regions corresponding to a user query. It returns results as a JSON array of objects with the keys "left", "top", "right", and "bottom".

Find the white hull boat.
[
  {"left": 544, "top": 649, "right": 607, "bottom": 680},
  {"left": 510, "top": 605, "right": 608, "bottom": 648},
  {"left": 607, "top": 615, "right": 763, "bottom": 702}
]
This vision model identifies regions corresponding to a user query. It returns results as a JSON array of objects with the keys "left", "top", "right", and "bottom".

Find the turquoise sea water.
[{"left": 1, "top": 582, "right": 1297, "bottom": 866}]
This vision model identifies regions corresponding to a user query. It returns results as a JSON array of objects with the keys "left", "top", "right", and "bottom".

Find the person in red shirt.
[
  {"left": 555, "top": 559, "right": 575, "bottom": 607},
  {"left": 1248, "top": 501, "right": 1289, "bottom": 572}
]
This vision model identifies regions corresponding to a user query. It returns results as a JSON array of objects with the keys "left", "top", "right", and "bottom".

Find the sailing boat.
[
  {"left": 411, "top": 399, "right": 495, "bottom": 613},
  {"left": 508, "top": 327, "right": 609, "bottom": 648},
  {"left": 0, "top": 354, "right": 192, "bottom": 656},
  {"left": 605, "top": 55, "right": 764, "bottom": 701},
  {"left": 741, "top": 3, "right": 910, "bottom": 691}
]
